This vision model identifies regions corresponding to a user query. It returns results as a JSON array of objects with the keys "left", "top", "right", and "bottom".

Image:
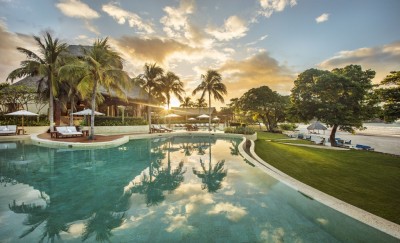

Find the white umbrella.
[
  {"left": 72, "top": 109, "right": 105, "bottom": 116},
  {"left": 164, "top": 113, "right": 181, "bottom": 118},
  {"left": 212, "top": 117, "right": 220, "bottom": 120},
  {"left": 197, "top": 114, "right": 210, "bottom": 119},
  {"left": 188, "top": 117, "right": 196, "bottom": 121},
  {"left": 6, "top": 110, "right": 38, "bottom": 132},
  {"left": 307, "top": 121, "right": 327, "bottom": 134}
]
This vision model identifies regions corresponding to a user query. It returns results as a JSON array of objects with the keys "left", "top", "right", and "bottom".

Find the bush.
[
  {"left": 279, "top": 123, "right": 298, "bottom": 131},
  {"left": 0, "top": 114, "right": 49, "bottom": 126},
  {"left": 224, "top": 126, "right": 255, "bottom": 135},
  {"left": 93, "top": 116, "right": 148, "bottom": 126}
]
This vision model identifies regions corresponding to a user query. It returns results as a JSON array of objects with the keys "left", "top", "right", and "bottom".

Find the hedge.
[
  {"left": 0, "top": 114, "right": 49, "bottom": 126},
  {"left": 91, "top": 116, "right": 148, "bottom": 126},
  {"left": 224, "top": 126, "right": 255, "bottom": 135}
]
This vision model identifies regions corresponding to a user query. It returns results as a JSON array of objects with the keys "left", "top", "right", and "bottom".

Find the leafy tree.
[
  {"left": 136, "top": 63, "right": 164, "bottom": 131},
  {"left": 180, "top": 96, "right": 194, "bottom": 108},
  {"left": 7, "top": 32, "right": 68, "bottom": 131},
  {"left": 291, "top": 65, "right": 378, "bottom": 146},
  {"left": 193, "top": 70, "right": 227, "bottom": 128},
  {"left": 240, "top": 86, "right": 288, "bottom": 131},
  {"left": 59, "top": 38, "right": 130, "bottom": 139},
  {"left": 377, "top": 71, "right": 400, "bottom": 122}
]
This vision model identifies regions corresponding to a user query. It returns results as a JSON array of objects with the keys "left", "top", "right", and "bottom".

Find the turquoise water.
[{"left": 0, "top": 136, "right": 397, "bottom": 242}]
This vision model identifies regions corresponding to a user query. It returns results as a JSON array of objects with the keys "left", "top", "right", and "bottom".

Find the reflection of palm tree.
[
  {"left": 193, "top": 159, "right": 227, "bottom": 193},
  {"left": 157, "top": 142, "right": 186, "bottom": 192},
  {"left": 8, "top": 192, "right": 70, "bottom": 243},
  {"left": 230, "top": 140, "right": 240, "bottom": 155},
  {"left": 132, "top": 173, "right": 165, "bottom": 206},
  {"left": 82, "top": 210, "right": 124, "bottom": 242},
  {"left": 180, "top": 143, "right": 193, "bottom": 156}
]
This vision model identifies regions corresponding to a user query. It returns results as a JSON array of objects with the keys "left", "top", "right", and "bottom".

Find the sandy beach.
[{"left": 296, "top": 123, "right": 400, "bottom": 156}]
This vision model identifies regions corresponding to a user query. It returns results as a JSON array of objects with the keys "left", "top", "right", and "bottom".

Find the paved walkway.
[{"left": 279, "top": 142, "right": 349, "bottom": 150}]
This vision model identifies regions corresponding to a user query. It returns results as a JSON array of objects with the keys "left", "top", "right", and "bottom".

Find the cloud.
[
  {"left": 258, "top": 0, "right": 297, "bottom": 18},
  {"left": 246, "top": 34, "right": 268, "bottom": 46},
  {"left": 315, "top": 13, "right": 329, "bottom": 23},
  {"left": 207, "top": 202, "right": 247, "bottom": 222},
  {"left": 102, "top": 3, "right": 154, "bottom": 34},
  {"left": 206, "top": 16, "right": 248, "bottom": 41},
  {"left": 218, "top": 50, "right": 295, "bottom": 98},
  {"left": 0, "top": 21, "right": 36, "bottom": 83},
  {"left": 319, "top": 41, "right": 400, "bottom": 82},
  {"left": 56, "top": 0, "right": 99, "bottom": 19}
]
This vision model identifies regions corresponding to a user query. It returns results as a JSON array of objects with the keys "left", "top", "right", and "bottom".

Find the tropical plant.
[
  {"left": 159, "top": 71, "right": 184, "bottom": 111},
  {"left": 135, "top": 63, "right": 164, "bottom": 132},
  {"left": 7, "top": 32, "right": 68, "bottom": 131},
  {"left": 59, "top": 38, "right": 130, "bottom": 139},
  {"left": 180, "top": 96, "right": 193, "bottom": 108},
  {"left": 193, "top": 70, "right": 227, "bottom": 128}
]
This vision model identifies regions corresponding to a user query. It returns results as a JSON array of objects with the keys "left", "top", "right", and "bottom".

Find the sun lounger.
[
  {"left": 0, "top": 125, "right": 17, "bottom": 136},
  {"left": 55, "top": 126, "right": 83, "bottom": 138},
  {"left": 151, "top": 125, "right": 167, "bottom": 133},
  {"left": 355, "top": 144, "right": 374, "bottom": 151},
  {"left": 160, "top": 125, "right": 172, "bottom": 132},
  {"left": 186, "top": 124, "right": 198, "bottom": 131}
]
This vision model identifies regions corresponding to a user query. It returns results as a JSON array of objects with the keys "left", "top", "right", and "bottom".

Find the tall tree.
[
  {"left": 192, "top": 70, "right": 227, "bottom": 128},
  {"left": 59, "top": 38, "right": 130, "bottom": 139},
  {"left": 240, "top": 86, "right": 288, "bottom": 131},
  {"left": 180, "top": 96, "right": 193, "bottom": 108},
  {"left": 7, "top": 32, "right": 68, "bottom": 131},
  {"left": 159, "top": 71, "right": 184, "bottom": 111},
  {"left": 378, "top": 71, "right": 400, "bottom": 122},
  {"left": 291, "top": 65, "right": 378, "bottom": 146},
  {"left": 136, "top": 63, "right": 164, "bottom": 132}
]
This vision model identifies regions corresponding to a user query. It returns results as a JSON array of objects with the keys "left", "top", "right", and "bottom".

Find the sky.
[{"left": 0, "top": 0, "right": 399, "bottom": 108}]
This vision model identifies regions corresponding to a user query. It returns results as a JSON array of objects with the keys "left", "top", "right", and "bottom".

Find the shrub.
[
  {"left": 279, "top": 123, "right": 298, "bottom": 131},
  {"left": 0, "top": 114, "right": 49, "bottom": 126},
  {"left": 224, "top": 126, "right": 255, "bottom": 135},
  {"left": 93, "top": 116, "right": 148, "bottom": 126}
]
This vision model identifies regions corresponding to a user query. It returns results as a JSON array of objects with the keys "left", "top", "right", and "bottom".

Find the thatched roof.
[{"left": 307, "top": 121, "right": 327, "bottom": 130}]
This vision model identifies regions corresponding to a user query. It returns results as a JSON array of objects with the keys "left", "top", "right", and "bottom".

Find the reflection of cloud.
[
  {"left": 207, "top": 202, "right": 247, "bottom": 222},
  {"left": 0, "top": 21, "right": 36, "bottom": 82},
  {"left": 219, "top": 50, "right": 295, "bottom": 97},
  {"left": 260, "top": 225, "right": 285, "bottom": 243},
  {"left": 319, "top": 41, "right": 400, "bottom": 82},
  {"left": 258, "top": 0, "right": 297, "bottom": 18},
  {"left": 206, "top": 16, "right": 248, "bottom": 41},
  {"left": 102, "top": 3, "right": 154, "bottom": 34},
  {"left": 56, "top": 0, "right": 99, "bottom": 19},
  {"left": 316, "top": 218, "right": 329, "bottom": 225},
  {"left": 315, "top": 13, "right": 329, "bottom": 23}
]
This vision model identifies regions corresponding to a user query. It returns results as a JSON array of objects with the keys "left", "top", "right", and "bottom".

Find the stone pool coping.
[{"left": 238, "top": 138, "right": 400, "bottom": 239}]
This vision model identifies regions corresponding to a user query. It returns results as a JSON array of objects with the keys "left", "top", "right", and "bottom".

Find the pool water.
[{"left": 0, "top": 136, "right": 397, "bottom": 242}]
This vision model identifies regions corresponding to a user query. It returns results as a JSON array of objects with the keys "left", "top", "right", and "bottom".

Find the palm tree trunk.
[
  {"left": 90, "top": 80, "right": 98, "bottom": 139},
  {"left": 208, "top": 92, "right": 211, "bottom": 131},
  {"left": 49, "top": 77, "right": 55, "bottom": 132},
  {"left": 69, "top": 96, "right": 74, "bottom": 126},
  {"left": 148, "top": 93, "right": 152, "bottom": 133}
]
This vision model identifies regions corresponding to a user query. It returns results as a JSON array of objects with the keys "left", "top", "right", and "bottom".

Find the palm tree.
[
  {"left": 7, "top": 32, "right": 68, "bottom": 131},
  {"left": 193, "top": 70, "right": 227, "bottom": 128},
  {"left": 59, "top": 38, "right": 130, "bottom": 139},
  {"left": 180, "top": 96, "right": 193, "bottom": 121},
  {"left": 194, "top": 97, "right": 207, "bottom": 116},
  {"left": 136, "top": 63, "right": 164, "bottom": 132},
  {"left": 160, "top": 71, "right": 184, "bottom": 111}
]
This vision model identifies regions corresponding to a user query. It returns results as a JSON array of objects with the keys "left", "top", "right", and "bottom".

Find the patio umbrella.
[
  {"left": 72, "top": 108, "right": 105, "bottom": 116},
  {"left": 188, "top": 118, "right": 196, "bottom": 121},
  {"left": 164, "top": 113, "right": 181, "bottom": 118},
  {"left": 212, "top": 117, "right": 220, "bottom": 120},
  {"left": 197, "top": 114, "right": 210, "bottom": 119},
  {"left": 307, "top": 121, "right": 327, "bottom": 134},
  {"left": 6, "top": 110, "right": 38, "bottom": 132}
]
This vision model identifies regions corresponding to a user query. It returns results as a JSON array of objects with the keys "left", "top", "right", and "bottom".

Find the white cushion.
[{"left": 3, "top": 127, "right": 8, "bottom": 131}]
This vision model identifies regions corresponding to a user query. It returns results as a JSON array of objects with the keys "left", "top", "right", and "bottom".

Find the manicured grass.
[{"left": 254, "top": 132, "right": 400, "bottom": 225}]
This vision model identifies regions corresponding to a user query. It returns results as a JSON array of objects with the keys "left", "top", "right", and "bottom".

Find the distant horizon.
[{"left": 1, "top": 0, "right": 399, "bottom": 108}]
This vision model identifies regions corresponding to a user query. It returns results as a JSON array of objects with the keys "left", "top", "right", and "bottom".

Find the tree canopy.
[
  {"left": 378, "top": 71, "right": 400, "bottom": 122},
  {"left": 290, "top": 64, "right": 378, "bottom": 145},
  {"left": 240, "top": 86, "right": 289, "bottom": 131}
]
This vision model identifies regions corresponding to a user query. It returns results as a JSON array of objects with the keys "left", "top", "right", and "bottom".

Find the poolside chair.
[
  {"left": 160, "top": 125, "right": 172, "bottom": 132},
  {"left": 151, "top": 125, "right": 166, "bottom": 133},
  {"left": 55, "top": 126, "right": 83, "bottom": 138},
  {"left": 0, "top": 125, "right": 17, "bottom": 136}
]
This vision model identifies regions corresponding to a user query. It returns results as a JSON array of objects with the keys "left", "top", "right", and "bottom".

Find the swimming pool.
[{"left": 0, "top": 136, "right": 397, "bottom": 242}]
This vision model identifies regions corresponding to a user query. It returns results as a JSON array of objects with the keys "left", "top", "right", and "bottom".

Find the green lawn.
[{"left": 254, "top": 132, "right": 400, "bottom": 225}]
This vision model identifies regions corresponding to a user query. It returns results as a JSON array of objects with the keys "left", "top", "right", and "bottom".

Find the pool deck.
[{"left": 0, "top": 131, "right": 399, "bottom": 239}]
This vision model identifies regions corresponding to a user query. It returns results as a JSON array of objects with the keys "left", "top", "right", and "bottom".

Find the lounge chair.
[
  {"left": 160, "top": 125, "right": 172, "bottom": 132},
  {"left": 355, "top": 144, "right": 374, "bottom": 151},
  {"left": 55, "top": 126, "right": 83, "bottom": 138},
  {"left": 152, "top": 125, "right": 167, "bottom": 133},
  {"left": 0, "top": 125, "right": 17, "bottom": 136}
]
